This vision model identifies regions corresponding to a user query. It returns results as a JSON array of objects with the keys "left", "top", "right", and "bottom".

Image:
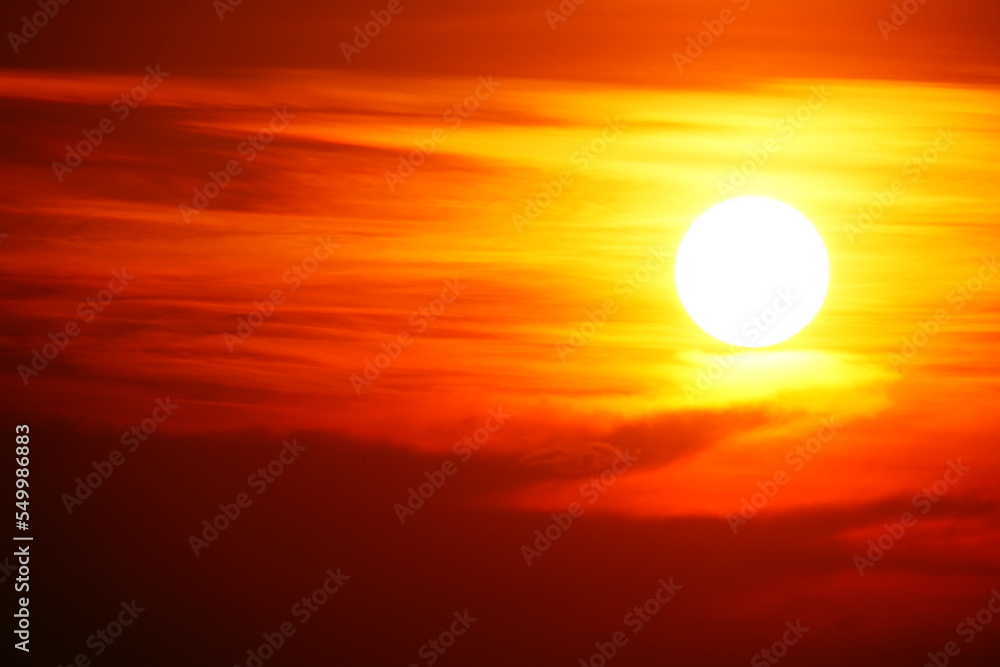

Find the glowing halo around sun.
[{"left": 675, "top": 196, "right": 830, "bottom": 348}]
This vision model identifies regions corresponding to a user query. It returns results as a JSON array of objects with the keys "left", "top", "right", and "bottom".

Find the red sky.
[{"left": 2, "top": 1, "right": 1000, "bottom": 665}]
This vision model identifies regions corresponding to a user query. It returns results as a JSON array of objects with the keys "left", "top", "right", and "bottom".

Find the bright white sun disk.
[{"left": 674, "top": 196, "right": 829, "bottom": 347}]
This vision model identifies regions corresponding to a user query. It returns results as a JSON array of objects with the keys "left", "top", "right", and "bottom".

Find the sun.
[{"left": 675, "top": 196, "right": 830, "bottom": 348}]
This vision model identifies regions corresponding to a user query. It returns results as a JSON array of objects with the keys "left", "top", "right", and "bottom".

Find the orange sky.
[{"left": 2, "top": 1, "right": 999, "bottom": 665}]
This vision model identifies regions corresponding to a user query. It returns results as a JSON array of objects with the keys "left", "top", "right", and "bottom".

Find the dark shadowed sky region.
[{"left": 1, "top": 1, "right": 999, "bottom": 666}]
